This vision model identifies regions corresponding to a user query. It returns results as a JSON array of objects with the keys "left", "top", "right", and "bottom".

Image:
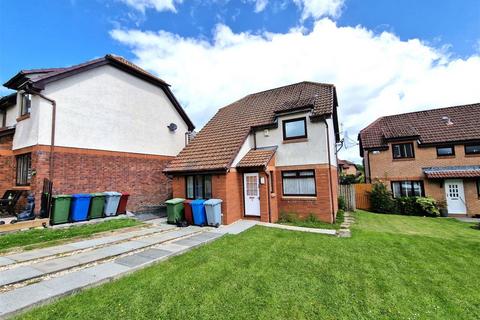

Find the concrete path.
[
  {"left": 0, "top": 218, "right": 258, "bottom": 319},
  {"left": 257, "top": 222, "right": 337, "bottom": 235}
]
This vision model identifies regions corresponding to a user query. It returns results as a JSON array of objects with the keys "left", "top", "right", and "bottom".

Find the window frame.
[
  {"left": 477, "top": 179, "right": 480, "bottom": 198},
  {"left": 282, "top": 117, "right": 308, "bottom": 141},
  {"left": 281, "top": 169, "right": 316, "bottom": 197},
  {"left": 269, "top": 171, "right": 274, "bottom": 194},
  {"left": 464, "top": 144, "right": 480, "bottom": 155},
  {"left": 20, "top": 93, "right": 32, "bottom": 116},
  {"left": 1, "top": 109, "right": 5, "bottom": 128},
  {"left": 436, "top": 145, "right": 455, "bottom": 157},
  {"left": 16, "top": 153, "right": 32, "bottom": 186},
  {"left": 390, "top": 180, "right": 424, "bottom": 198},
  {"left": 185, "top": 175, "right": 212, "bottom": 199},
  {"left": 392, "top": 143, "right": 415, "bottom": 159}
]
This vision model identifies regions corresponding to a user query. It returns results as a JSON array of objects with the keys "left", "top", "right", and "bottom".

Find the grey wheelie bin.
[
  {"left": 204, "top": 199, "right": 223, "bottom": 227},
  {"left": 104, "top": 192, "right": 121, "bottom": 217}
]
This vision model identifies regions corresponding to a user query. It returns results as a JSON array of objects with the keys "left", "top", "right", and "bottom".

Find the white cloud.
[
  {"left": 293, "top": 0, "right": 345, "bottom": 20},
  {"left": 111, "top": 19, "right": 480, "bottom": 162},
  {"left": 253, "top": 0, "right": 269, "bottom": 13},
  {"left": 118, "top": 0, "right": 182, "bottom": 13}
]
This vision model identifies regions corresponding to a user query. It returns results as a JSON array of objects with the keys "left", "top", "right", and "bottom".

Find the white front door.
[
  {"left": 445, "top": 179, "right": 467, "bottom": 214},
  {"left": 244, "top": 173, "right": 260, "bottom": 216}
]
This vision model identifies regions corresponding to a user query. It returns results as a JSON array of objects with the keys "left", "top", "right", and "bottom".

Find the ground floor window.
[
  {"left": 186, "top": 175, "right": 212, "bottom": 199},
  {"left": 391, "top": 181, "right": 424, "bottom": 198},
  {"left": 477, "top": 179, "right": 480, "bottom": 197},
  {"left": 281, "top": 170, "right": 316, "bottom": 196},
  {"left": 16, "top": 153, "right": 32, "bottom": 186}
]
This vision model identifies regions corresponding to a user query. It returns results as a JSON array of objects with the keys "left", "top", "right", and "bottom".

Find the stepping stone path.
[
  {"left": 0, "top": 218, "right": 255, "bottom": 319},
  {"left": 338, "top": 211, "right": 355, "bottom": 238}
]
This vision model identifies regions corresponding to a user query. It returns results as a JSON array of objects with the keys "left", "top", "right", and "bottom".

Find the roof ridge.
[
  {"left": 383, "top": 102, "right": 480, "bottom": 119},
  {"left": 245, "top": 81, "right": 334, "bottom": 97}
]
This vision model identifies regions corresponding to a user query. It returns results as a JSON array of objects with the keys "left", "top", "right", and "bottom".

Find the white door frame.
[
  {"left": 243, "top": 172, "right": 260, "bottom": 216},
  {"left": 444, "top": 179, "right": 467, "bottom": 214}
]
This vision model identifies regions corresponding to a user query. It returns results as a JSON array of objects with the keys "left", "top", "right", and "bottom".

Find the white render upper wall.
[
  {"left": 253, "top": 112, "right": 338, "bottom": 167},
  {"left": 17, "top": 64, "right": 191, "bottom": 156}
]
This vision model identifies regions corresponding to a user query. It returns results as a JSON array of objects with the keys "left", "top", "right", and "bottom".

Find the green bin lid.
[
  {"left": 53, "top": 194, "right": 72, "bottom": 199},
  {"left": 91, "top": 193, "right": 106, "bottom": 197},
  {"left": 165, "top": 198, "right": 185, "bottom": 205}
]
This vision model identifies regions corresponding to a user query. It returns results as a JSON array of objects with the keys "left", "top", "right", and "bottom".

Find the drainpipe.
[
  {"left": 265, "top": 169, "right": 272, "bottom": 223},
  {"left": 25, "top": 87, "right": 56, "bottom": 182},
  {"left": 322, "top": 118, "right": 336, "bottom": 223}
]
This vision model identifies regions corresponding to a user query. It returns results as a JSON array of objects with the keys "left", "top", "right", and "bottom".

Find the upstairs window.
[
  {"left": 465, "top": 144, "right": 480, "bottom": 155},
  {"left": 436, "top": 146, "right": 455, "bottom": 157},
  {"left": 282, "top": 117, "right": 307, "bottom": 140},
  {"left": 392, "top": 143, "right": 414, "bottom": 159},
  {"left": 16, "top": 153, "right": 32, "bottom": 186},
  {"left": 186, "top": 175, "right": 212, "bottom": 199},
  {"left": 1, "top": 110, "right": 5, "bottom": 127},
  {"left": 391, "top": 181, "right": 424, "bottom": 198},
  {"left": 20, "top": 93, "right": 32, "bottom": 116}
]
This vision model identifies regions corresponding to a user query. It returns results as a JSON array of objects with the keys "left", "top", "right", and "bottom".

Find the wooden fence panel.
[
  {"left": 339, "top": 184, "right": 356, "bottom": 211},
  {"left": 354, "top": 183, "right": 372, "bottom": 210}
]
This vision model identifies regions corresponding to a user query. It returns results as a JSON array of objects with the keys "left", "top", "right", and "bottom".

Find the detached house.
[
  {"left": 0, "top": 55, "right": 194, "bottom": 213},
  {"left": 164, "top": 82, "right": 340, "bottom": 224},
  {"left": 359, "top": 103, "right": 480, "bottom": 216}
]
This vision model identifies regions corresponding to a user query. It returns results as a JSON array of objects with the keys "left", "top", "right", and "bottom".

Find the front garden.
[{"left": 16, "top": 211, "right": 480, "bottom": 320}]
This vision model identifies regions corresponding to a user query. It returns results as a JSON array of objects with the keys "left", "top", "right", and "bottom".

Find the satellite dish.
[{"left": 167, "top": 123, "right": 178, "bottom": 132}]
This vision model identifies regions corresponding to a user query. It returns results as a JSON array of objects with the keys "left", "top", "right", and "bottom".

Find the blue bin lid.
[
  {"left": 204, "top": 199, "right": 222, "bottom": 206},
  {"left": 191, "top": 199, "right": 206, "bottom": 205},
  {"left": 72, "top": 193, "right": 92, "bottom": 198}
]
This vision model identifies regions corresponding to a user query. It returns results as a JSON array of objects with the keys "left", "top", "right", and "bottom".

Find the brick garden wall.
[{"left": 28, "top": 146, "right": 173, "bottom": 213}]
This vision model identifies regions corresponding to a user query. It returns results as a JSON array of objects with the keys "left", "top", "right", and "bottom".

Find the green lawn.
[
  {"left": 17, "top": 211, "right": 480, "bottom": 319},
  {"left": 0, "top": 218, "right": 143, "bottom": 253}
]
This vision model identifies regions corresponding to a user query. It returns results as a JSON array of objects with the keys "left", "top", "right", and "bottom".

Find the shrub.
[
  {"left": 369, "top": 182, "right": 396, "bottom": 213},
  {"left": 278, "top": 211, "right": 298, "bottom": 223},
  {"left": 416, "top": 197, "right": 440, "bottom": 217},
  {"left": 395, "top": 197, "right": 419, "bottom": 215},
  {"left": 338, "top": 196, "right": 346, "bottom": 211}
]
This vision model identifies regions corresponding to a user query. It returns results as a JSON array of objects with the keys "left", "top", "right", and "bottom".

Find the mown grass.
[
  {"left": 16, "top": 211, "right": 480, "bottom": 319},
  {"left": 0, "top": 218, "right": 143, "bottom": 253}
]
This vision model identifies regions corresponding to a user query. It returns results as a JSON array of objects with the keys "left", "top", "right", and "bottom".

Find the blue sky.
[{"left": 1, "top": 0, "right": 479, "bottom": 160}]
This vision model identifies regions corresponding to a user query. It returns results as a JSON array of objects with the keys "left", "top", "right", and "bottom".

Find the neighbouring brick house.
[
  {"left": 164, "top": 82, "right": 340, "bottom": 224},
  {"left": 359, "top": 103, "right": 480, "bottom": 217},
  {"left": 0, "top": 55, "right": 194, "bottom": 214},
  {"left": 338, "top": 159, "right": 358, "bottom": 176}
]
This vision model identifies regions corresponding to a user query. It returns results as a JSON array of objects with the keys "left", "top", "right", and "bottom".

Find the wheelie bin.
[
  {"left": 70, "top": 194, "right": 92, "bottom": 222},
  {"left": 116, "top": 192, "right": 130, "bottom": 215},
  {"left": 50, "top": 195, "right": 72, "bottom": 225},
  {"left": 191, "top": 199, "right": 206, "bottom": 226},
  {"left": 183, "top": 199, "right": 194, "bottom": 225},
  {"left": 104, "top": 192, "right": 121, "bottom": 217},
  {"left": 204, "top": 199, "right": 223, "bottom": 227},
  {"left": 165, "top": 198, "right": 185, "bottom": 224},
  {"left": 89, "top": 193, "right": 105, "bottom": 219}
]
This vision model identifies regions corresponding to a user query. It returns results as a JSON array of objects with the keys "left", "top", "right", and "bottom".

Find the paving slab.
[
  {"left": 0, "top": 257, "right": 15, "bottom": 267},
  {"left": 30, "top": 256, "right": 81, "bottom": 274},
  {"left": 0, "top": 282, "right": 54, "bottom": 317},
  {"left": 171, "top": 238, "right": 204, "bottom": 247},
  {"left": 81, "top": 261, "right": 130, "bottom": 279},
  {"left": 0, "top": 266, "right": 43, "bottom": 286},
  {"left": 213, "top": 220, "right": 258, "bottom": 235},
  {"left": 114, "top": 254, "right": 154, "bottom": 268},
  {"left": 6, "top": 245, "right": 78, "bottom": 262},
  {"left": 156, "top": 243, "right": 189, "bottom": 253},
  {"left": 136, "top": 248, "right": 172, "bottom": 260}
]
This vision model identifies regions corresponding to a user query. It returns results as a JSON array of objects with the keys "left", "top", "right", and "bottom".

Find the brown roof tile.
[
  {"left": 236, "top": 148, "right": 276, "bottom": 168},
  {"left": 165, "top": 82, "right": 337, "bottom": 173},
  {"left": 423, "top": 166, "right": 480, "bottom": 179},
  {"left": 359, "top": 103, "right": 480, "bottom": 151}
]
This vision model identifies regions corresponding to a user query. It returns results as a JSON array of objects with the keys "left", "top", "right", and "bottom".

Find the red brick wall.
[
  {"left": 275, "top": 164, "right": 337, "bottom": 223},
  {"left": 170, "top": 163, "right": 338, "bottom": 225},
  {"left": 0, "top": 134, "right": 14, "bottom": 193},
  {"left": 27, "top": 146, "right": 173, "bottom": 213}
]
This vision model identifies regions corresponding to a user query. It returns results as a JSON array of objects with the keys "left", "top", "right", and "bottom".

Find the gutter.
[
  {"left": 322, "top": 118, "right": 336, "bottom": 223},
  {"left": 24, "top": 86, "right": 56, "bottom": 182}
]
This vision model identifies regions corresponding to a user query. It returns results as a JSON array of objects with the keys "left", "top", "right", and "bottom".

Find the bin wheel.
[
  {"left": 200, "top": 223, "right": 205, "bottom": 227},
  {"left": 215, "top": 223, "right": 220, "bottom": 228}
]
